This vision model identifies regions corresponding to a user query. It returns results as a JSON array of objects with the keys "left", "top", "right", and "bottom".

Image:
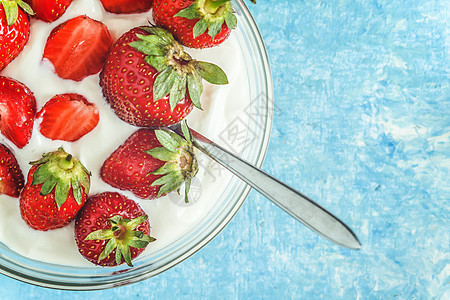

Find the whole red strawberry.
[
  {"left": 0, "top": 76, "right": 36, "bottom": 149},
  {"left": 25, "top": 0, "right": 72, "bottom": 22},
  {"left": 100, "top": 26, "right": 228, "bottom": 127},
  {"left": 38, "top": 93, "right": 99, "bottom": 142},
  {"left": 0, "top": 144, "right": 24, "bottom": 197},
  {"left": 75, "top": 192, "right": 155, "bottom": 267},
  {"left": 43, "top": 15, "right": 113, "bottom": 81},
  {"left": 101, "top": 123, "right": 198, "bottom": 200},
  {"left": 99, "top": 0, "right": 153, "bottom": 14},
  {"left": 0, "top": 0, "right": 33, "bottom": 70},
  {"left": 20, "top": 148, "right": 91, "bottom": 231},
  {"left": 153, "top": 0, "right": 236, "bottom": 48}
]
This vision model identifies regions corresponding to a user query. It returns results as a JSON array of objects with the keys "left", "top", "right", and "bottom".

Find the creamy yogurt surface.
[{"left": 0, "top": 0, "right": 248, "bottom": 266}]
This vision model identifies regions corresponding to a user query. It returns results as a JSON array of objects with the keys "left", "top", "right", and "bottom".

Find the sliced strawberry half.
[
  {"left": 99, "top": 0, "right": 153, "bottom": 14},
  {"left": 25, "top": 0, "right": 73, "bottom": 22},
  {"left": 43, "top": 15, "right": 113, "bottom": 81},
  {"left": 0, "top": 144, "right": 25, "bottom": 197},
  {"left": 38, "top": 93, "right": 100, "bottom": 142},
  {"left": 0, "top": 76, "right": 36, "bottom": 149}
]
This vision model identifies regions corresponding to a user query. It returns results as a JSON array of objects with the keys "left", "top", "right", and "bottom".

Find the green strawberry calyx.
[
  {"left": 175, "top": 0, "right": 236, "bottom": 39},
  {"left": 1, "top": 0, "right": 34, "bottom": 26},
  {"left": 85, "top": 215, "right": 155, "bottom": 267},
  {"left": 145, "top": 121, "right": 198, "bottom": 202},
  {"left": 30, "top": 147, "right": 91, "bottom": 209},
  {"left": 129, "top": 26, "right": 228, "bottom": 112}
]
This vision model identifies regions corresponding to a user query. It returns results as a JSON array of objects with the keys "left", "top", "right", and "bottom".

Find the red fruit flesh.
[
  {"left": 43, "top": 15, "right": 113, "bottom": 81},
  {"left": 152, "top": 0, "right": 231, "bottom": 48},
  {"left": 101, "top": 129, "right": 165, "bottom": 199},
  {"left": 99, "top": 0, "right": 153, "bottom": 14},
  {"left": 75, "top": 192, "right": 151, "bottom": 267},
  {"left": 0, "top": 144, "right": 25, "bottom": 197},
  {"left": 38, "top": 93, "right": 99, "bottom": 142},
  {"left": 0, "top": 76, "right": 36, "bottom": 149},
  {"left": 100, "top": 27, "right": 194, "bottom": 127},
  {"left": 25, "top": 0, "right": 73, "bottom": 22},
  {"left": 20, "top": 165, "right": 88, "bottom": 231}
]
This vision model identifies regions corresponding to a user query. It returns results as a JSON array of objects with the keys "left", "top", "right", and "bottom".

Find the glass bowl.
[{"left": 0, "top": 0, "right": 273, "bottom": 290}]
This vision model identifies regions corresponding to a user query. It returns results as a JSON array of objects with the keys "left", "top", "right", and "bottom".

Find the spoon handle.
[{"left": 171, "top": 124, "right": 361, "bottom": 249}]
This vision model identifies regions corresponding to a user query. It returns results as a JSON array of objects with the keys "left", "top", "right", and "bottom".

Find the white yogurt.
[{"left": 0, "top": 0, "right": 248, "bottom": 266}]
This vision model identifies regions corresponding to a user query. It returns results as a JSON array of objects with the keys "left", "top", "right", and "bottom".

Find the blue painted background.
[{"left": 1, "top": 0, "right": 448, "bottom": 298}]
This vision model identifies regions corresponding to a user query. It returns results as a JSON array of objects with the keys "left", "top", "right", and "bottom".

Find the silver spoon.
[{"left": 168, "top": 123, "right": 362, "bottom": 250}]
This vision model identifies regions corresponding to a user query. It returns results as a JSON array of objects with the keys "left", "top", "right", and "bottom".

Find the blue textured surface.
[{"left": 1, "top": 0, "right": 449, "bottom": 298}]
